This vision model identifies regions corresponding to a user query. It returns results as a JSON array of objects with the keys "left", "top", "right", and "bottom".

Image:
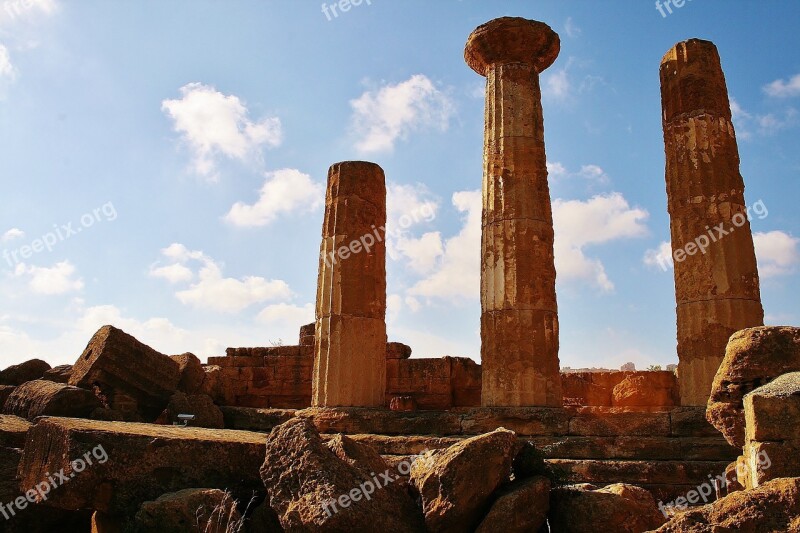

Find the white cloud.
[
  {"left": 547, "top": 161, "right": 567, "bottom": 177},
  {"left": 730, "top": 97, "right": 753, "bottom": 140},
  {"left": 15, "top": 261, "right": 84, "bottom": 295},
  {"left": 754, "top": 231, "right": 800, "bottom": 277},
  {"left": 350, "top": 74, "right": 454, "bottom": 153},
  {"left": 577, "top": 164, "right": 610, "bottom": 183},
  {"left": 150, "top": 244, "right": 293, "bottom": 313},
  {"left": 764, "top": 73, "right": 800, "bottom": 98},
  {"left": 149, "top": 263, "right": 193, "bottom": 284},
  {"left": 0, "top": 44, "right": 16, "bottom": 82},
  {"left": 543, "top": 67, "right": 571, "bottom": 101},
  {"left": 643, "top": 241, "right": 673, "bottom": 272},
  {"left": 0, "top": 0, "right": 57, "bottom": 24},
  {"left": 256, "top": 303, "right": 314, "bottom": 328},
  {"left": 553, "top": 193, "right": 649, "bottom": 291},
  {"left": 224, "top": 168, "right": 323, "bottom": 227},
  {"left": 564, "top": 17, "right": 582, "bottom": 38},
  {"left": 408, "top": 190, "right": 481, "bottom": 300},
  {"left": 1, "top": 228, "right": 24, "bottom": 242},
  {"left": 386, "top": 182, "right": 440, "bottom": 272},
  {"left": 161, "top": 83, "right": 282, "bottom": 181}
]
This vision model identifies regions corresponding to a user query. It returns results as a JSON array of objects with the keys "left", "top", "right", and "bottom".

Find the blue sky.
[{"left": 1, "top": 0, "right": 798, "bottom": 370}]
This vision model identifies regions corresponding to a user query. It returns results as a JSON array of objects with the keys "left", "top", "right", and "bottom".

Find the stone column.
[
  {"left": 312, "top": 161, "right": 387, "bottom": 407},
  {"left": 660, "top": 39, "right": 764, "bottom": 406},
  {"left": 465, "top": 17, "right": 563, "bottom": 407}
]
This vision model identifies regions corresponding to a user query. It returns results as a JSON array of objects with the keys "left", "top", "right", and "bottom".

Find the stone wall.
[
  {"left": 203, "top": 342, "right": 676, "bottom": 410},
  {"left": 562, "top": 371, "right": 679, "bottom": 408}
]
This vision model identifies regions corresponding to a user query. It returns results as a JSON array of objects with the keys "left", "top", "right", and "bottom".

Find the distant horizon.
[{"left": 1, "top": 1, "right": 798, "bottom": 370}]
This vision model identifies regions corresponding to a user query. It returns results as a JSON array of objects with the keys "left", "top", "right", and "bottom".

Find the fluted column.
[
  {"left": 465, "top": 17, "right": 563, "bottom": 406},
  {"left": 313, "top": 161, "right": 387, "bottom": 407},
  {"left": 660, "top": 39, "right": 764, "bottom": 406}
]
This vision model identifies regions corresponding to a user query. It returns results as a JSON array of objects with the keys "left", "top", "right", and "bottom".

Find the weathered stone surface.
[
  {"left": 389, "top": 396, "right": 416, "bottom": 412},
  {"left": 547, "top": 459, "right": 730, "bottom": 486},
  {"left": 69, "top": 325, "right": 181, "bottom": 418},
  {"left": 653, "top": 477, "right": 800, "bottom": 532},
  {"left": 462, "top": 406, "right": 570, "bottom": 436},
  {"left": 260, "top": 417, "right": 424, "bottom": 532},
  {"left": 475, "top": 476, "right": 549, "bottom": 532},
  {"left": 612, "top": 374, "right": 678, "bottom": 407},
  {"left": 410, "top": 427, "right": 517, "bottom": 532},
  {"left": 0, "top": 415, "right": 30, "bottom": 447},
  {"left": 0, "top": 385, "right": 15, "bottom": 407},
  {"left": 466, "top": 17, "right": 562, "bottom": 407},
  {"left": 0, "top": 359, "right": 51, "bottom": 386},
  {"left": 159, "top": 392, "right": 224, "bottom": 429},
  {"left": 41, "top": 364, "right": 73, "bottom": 384},
  {"left": 170, "top": 353, "right": 205, "bottom": 394},
  {"left": 3, "top": 380, "right": 100, "bottom": 420},
  {"left": 313, "top": 161, "right": 387, "bottom": 408},
  {"left": 134, "top": 488, "right": 242, "bottom": 533},
  {"left": 386, "top": 342, "right": 411, "bottom": 360},
  {"left": 299, "top": 322, "right": 316, "bottom": 347},
  {"left": 386, "top": 356, "right": 481, "bottom": 410},
  {"left": 744, "top": 371, "right": 800, "bottom": 443},
  {"left": 549, "top": 483, "right": 666, "bottom": 532},
  {"left": 660, "top": 39, "right": 764, "bottom": 406},
  {"left": 568, "top": 407, "right": 671, "bottom": 437},
  {"left": 707, "top": 326, "right": 800, "bottom": 446},
  {"left": 220, "top": 406, "right": 296, "bottom": 432},
  {"left": 18, "top": 417, "right": 266, "bottom": 516},
  {"left": 298, "top": 407, "right": 463, "bottom": 437},
  {"left": 670, "top": 407, "right": 722, "bottom": 437}
]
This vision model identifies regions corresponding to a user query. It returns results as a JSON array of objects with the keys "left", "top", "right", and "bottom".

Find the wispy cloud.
[
  {"left": 14, "top": 260, "right": 84, "bottom": 295},
  {"left": 150, "top": 243, "right": 293, "bottom": 313},
  {"left": 754, "top": 230, "right": 800, "bottom": 277},
  {"left": 1, "top": 228, "right": 24, "bottom": 242},
  {"left": 564, "top": 17, "right": 581, "bottom": 38},
  {"left": 162, "top": 83, "right": 282, "bottom": 182},
  {"left": 764, "top": 73, "right": 800, "bottom": 98},
  {"left": 350, "top": 74, "right": 454, "bottom": 153}
]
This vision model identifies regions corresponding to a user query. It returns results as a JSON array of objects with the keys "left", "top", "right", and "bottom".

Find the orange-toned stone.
[
  {"left": 466, "top": 18, "right": 562, "bottom": 407},
  {"left": 313, "top": 162, "right": 387, "bottom": 407},
  {"left": 660, "top": 39, "right": 764, "bottom": 406}
]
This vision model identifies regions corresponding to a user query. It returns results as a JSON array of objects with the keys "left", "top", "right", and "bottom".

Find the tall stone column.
[
  {"left": 465, "top": 17, "right": 563, "bottom": 407},
  {"left": 312, "top": 161, "right": 387, "bottom": 407},
  {"left": 660, "top": 39, "right": 764, "bottom": 406}
]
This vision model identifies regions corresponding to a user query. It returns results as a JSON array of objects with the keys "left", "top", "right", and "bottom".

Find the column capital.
[{"left": 465, "top": 17, "right": 560, "bottom": 77}]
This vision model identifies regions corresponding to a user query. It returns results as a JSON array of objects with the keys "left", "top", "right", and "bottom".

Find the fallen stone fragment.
[
  {"left": 69, "top": 325, "right": 181, "bottom": 419},
  {"left": 0, "top": 359, "right": 51, "bottom": 386},
  {"left": 475, "top": 475, "right": 550, "bottom": 532},
  {"left": 17, "top": 417, "right": 267, "bottom": 516},
  {"left": 41, "top": 364, "right": 73, "bottom": 384},
  {"left": 134, "top": 488, "right": 242, "bottom": 533},
  {"left": 653, "top": 477, "right": 800, "bottom": 532},
  {"left": 409, "top": 427, "right": 518, "bottom": 533},
  {"left": 0, "top": 385, "right": 15, "bottom": 407},
  {"left": 548, "top": 483, "right": 666, "bottom": 532},
  {"left": 707, "top": 326, "right": 800, "bottom": 447},
  {"left": 3, "top": 380, "right": 100, "bottom": 420},
  {"left": 0, "top": 414, "right": 31, "bottom": 447},
  {"left": 158, "top": 392, "right": 224, "bottom": 429},
  {"left": 260, "top": 417, "right": 425, "bottom": 532},
  {"left": 170, "top": 353, "right": 205, "bottom": 394}
]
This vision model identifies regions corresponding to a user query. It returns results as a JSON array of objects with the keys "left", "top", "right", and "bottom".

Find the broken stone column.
[
  {"left": 313, "top": 161, "right": 387, "bottom": 407},
  {"left": 465, "top": 17, "right": 562, "bottom": 406},
  {"left": 660, "top": 39, "right": 764, "bottom": 406}
]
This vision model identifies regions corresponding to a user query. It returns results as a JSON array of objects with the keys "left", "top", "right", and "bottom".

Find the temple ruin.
[{"left": 2, "top": 15, "right": 798, "bottom": 533}]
